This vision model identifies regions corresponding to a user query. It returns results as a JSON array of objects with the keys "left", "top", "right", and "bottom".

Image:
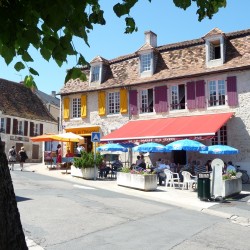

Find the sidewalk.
[{"left": 23, "top": 163, "right": 250, "bottom": 225}]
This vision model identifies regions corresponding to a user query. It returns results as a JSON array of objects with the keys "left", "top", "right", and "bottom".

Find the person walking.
[
  {"left": 18, "top": 146, "right": 28, "bottom": 171},
  {"left": 56, "top": 144, "right": 62, "bottom": 168},
  {"left": 8, "top": 145, "right": 17, "bottom": 171}
]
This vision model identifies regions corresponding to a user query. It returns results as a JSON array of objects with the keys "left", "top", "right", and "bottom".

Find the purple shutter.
[
  {"left": 13, "top": 119, "right": 18, "bottom": 135},
  {"left": 186, "top": 82, "right": 196, "bottom": 109},
  {"left": 40, "top": 124, "right": 43, "bottom": 135},
  {"left": 196, "top": 80, "right": 205, "bottom": 109},
  {"left": 24, "top": 121, "right": 28, "bottom": 136},
  {"left": 155, "top": 86, "right": 168, "bottom": 112},
  {"left": 6, "top": 118, "right": 11, "bottom": 134},
  {"left": 227, "top": 76, "right": 238, "bottom": 106},
  {"left": 129, "top": 90, "right": 138, "bottom": 115}
]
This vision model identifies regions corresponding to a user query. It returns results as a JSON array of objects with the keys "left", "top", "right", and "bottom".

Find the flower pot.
[
  {"left": 117, "top": 172, "right": 157, "bottom": 191},
  {"left": 71, "top": 165, "right": 98, "bottom": 180},
  {"left": 222, "top": 177, "right": 242, "bottom": 198}
]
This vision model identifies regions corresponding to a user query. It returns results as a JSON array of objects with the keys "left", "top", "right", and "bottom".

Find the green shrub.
[{"left": 74, "top": 151, "right": 103, "bottom": 169}]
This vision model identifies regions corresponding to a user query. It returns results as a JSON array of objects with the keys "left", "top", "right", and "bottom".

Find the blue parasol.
[
  {"left": 133, "top": 142, "right": 169, "bottom": 153},
  {"left": 200, "top": 145, "right": 239, "bottom": 155},
  {"left": 96, "top": 143, "right": 128, "bottom": 152},
  {"left": 165, "top": 139, "right": 207, "bottom": 151}
]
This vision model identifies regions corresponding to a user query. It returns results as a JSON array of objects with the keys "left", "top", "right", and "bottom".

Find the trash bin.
[{"left": 197, "top": 172, "right": 211, "bottom": 201}]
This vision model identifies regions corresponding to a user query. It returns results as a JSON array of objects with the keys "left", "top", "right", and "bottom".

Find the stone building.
[
  {"left": 59, "top": 28, "right": 250, "bottom": 171},
  {"left": 0, "top": 79, "right": 58, "bottom": 161}
]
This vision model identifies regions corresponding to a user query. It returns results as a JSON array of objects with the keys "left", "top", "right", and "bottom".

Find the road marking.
[{"left": 73, "top": 184, "right": 96, "bottom": 190}]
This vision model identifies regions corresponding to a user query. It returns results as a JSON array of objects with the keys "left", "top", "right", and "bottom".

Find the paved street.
[{"left": 10, "top": 163, "right": 250, "bottom": 250}]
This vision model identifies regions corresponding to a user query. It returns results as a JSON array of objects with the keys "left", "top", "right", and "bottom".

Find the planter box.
[
  {"left": 71, "top": 165, "right": 98, "bottom": 180},
  {"left": 117, "top": 172, "right": 157, "bottom": 191},
  {"left": 222, "top": 178, "right": 242, "bottom": 198}
]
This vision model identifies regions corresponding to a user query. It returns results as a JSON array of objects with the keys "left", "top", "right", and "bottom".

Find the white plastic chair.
[
  {"left": 181, "top": 171, "right": 197, "bottom": 190},
  {"left": 164, "top": 169, "right": 181, "bottom": 188}
]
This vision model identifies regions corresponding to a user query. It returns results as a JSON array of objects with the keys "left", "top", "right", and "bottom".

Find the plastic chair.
[
  {"left": 181, "top": 171, "right": 197, "bottom": 190},
  {"left": 164, "top": 169, "right": 181, "bottom": 188}
]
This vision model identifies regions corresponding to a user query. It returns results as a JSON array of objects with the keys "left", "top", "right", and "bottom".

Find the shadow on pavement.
[{"left": 16, "top": 196, "right": 33, "bottom": 202}]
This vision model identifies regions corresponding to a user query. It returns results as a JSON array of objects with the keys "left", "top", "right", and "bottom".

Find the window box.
[{"left": 117, "top": 172, "right": 157, "bottom": 191}]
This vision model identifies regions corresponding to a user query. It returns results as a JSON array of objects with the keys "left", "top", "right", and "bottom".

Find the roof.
[
  {"left": 60, "top": 28, "right": 250, "bottom": 95},
  {"left": 35, "top": 90, "right": 60, "bottom": 107},
  {"left": 0, "top": 79, "right": 56, "bottom": 122},
  {"left": 101, "top": 113, "right": 234, "bottom": 142}
]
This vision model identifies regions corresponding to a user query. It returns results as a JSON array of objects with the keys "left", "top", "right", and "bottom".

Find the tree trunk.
[{"left": 0, "top": 138, "right": 27, "bottom": 249}]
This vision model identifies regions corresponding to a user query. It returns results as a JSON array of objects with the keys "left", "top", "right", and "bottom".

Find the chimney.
[
  {"left": 144, "top": 31, "right": 157, "bottom": 47},
  {"left": 51, "top": 91, "right": 56, "bottom": 97}
]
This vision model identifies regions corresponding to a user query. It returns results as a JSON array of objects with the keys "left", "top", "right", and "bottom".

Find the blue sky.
[{"left": 0, "top": 0, "right": 250, "bottom": 95}]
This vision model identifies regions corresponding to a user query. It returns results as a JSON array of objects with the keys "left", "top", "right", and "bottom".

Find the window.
[
  {"left": 208, "top": 80, "right": 225, "bottom": 107},
  {"left": 209, "top": 40, "right": 221, "bottom": 60},
  {"left": 212, "top": 126, "right": 227, "bottom": 145},
  {"left": 0, "top": 118, "right": 5, "bottom": 133},
  {"left": 72, "top": 98, "right": 81, "bottom": 118},
  {"left": 140, "top": 89, "right": 153, "bottom": 113},
  {"left": 170, "top": 84, "right": 185, "bottom": 110},
  {"left": 17, "top": 120, "right": 24, "bottom": 135},
  {"left": 205, "top": 36, "right": 225, "bottom": 68},
  {"left": 108, "top": 92, "right": 120, "bottom": 114},
  {"left": 34, "top": 124, "right": 40, "bottom": 136},
  {"left": 141, "top": 53, "right": 151, "bottom": 72},
  {"left": 91, "top": 66, "right": 100, "bottom": 82}
]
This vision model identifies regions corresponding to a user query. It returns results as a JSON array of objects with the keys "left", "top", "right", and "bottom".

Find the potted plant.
[
  {"left": 71, "top": 151, "right": 103, "bottom": 179},
  {"left": 117, "top": 167, "right": 157, "bottom": 191}
]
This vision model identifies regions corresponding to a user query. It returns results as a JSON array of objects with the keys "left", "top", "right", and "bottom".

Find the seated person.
[
  {"left": 99, "top": 160, "right": 111, "bottom": 178},
  {"left": 112, "top": 158, "right": 123, "bottom": 171},
  {"left": 226, "top": 161, "right": 236, "bottom": 172},
  {"left": 66, "top": 149, "right": 74, "bottom": 157}
]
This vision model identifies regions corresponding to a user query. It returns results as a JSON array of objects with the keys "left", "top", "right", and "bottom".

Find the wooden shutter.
[
  {"left": 227, "top": 76, "right": 238, "bottom": 106},
  {"left": 98, "top": 92, "right": 106, "bottom": 116},
  {"left": 63, "top": 97, "right": 70, "bottom": 120},
  {"left": 24, "top": 121, "right": 28, "bottom": 136},
  {"left": 40, "top": 124, "right": 43, "bottom": 135},
  {"left": 186, "top": 82, "right": 196, "bottom": 109},
  {"left": 6, "top": 118, "right": 11, "bottom": 134},
  {"left": 120, "top": 89, "right": 128, "bottom": 114},
  {"left": 155, "top": 86, "right": 168, "bottom": 112},
  {"left": 13, "top": 119, "right": 18, "bottom": 135},
  {"left": 30, "top": 122, "right": 34, "bottom": 136},
  {"left": 129, "top": 90, "right": 138, "bottom": 116},
  {"left": 196, "top": 80, "right": 206, "bottom": 109},
  {"left": 81, "top": 95, "right": 87, "bottom": 118}
]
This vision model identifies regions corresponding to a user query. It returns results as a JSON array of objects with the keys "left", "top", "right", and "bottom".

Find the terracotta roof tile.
[
  {"left": 60, "top": 28, "right": 250, "bottom": 95},
  {"left": 0, "top": 79, "right": 56, "bottom": 122}
]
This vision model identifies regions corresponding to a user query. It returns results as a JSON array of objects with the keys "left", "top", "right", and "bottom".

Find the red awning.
[{"left": 101, "top": 112, "right": 234, "bottom": 142}]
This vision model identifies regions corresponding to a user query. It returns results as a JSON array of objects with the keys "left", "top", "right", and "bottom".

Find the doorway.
[{"left": 173, "top": 150, "right": 186, "bottom": 165}]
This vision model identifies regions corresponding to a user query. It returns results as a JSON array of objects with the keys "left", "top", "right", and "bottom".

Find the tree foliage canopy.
[{"left": 0, "top": 0, "right": 226, "bottom": 85}]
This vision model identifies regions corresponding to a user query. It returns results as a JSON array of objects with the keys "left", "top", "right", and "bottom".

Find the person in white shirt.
[
  {"left": 226, "top": 161, "right": 236, "bottom": 172},
  {"left": 76, "top": 144, "right": 85, "bottom": 157}
]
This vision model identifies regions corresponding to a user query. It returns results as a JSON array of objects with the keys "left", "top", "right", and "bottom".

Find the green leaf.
[
  {"left": 24, "top": 74, "right": 37, "bottom": 89},
  {"left": 1, "top": 45, "right": 15, "bottom": 65},
  {"left": 22, "top": 51, "right": 34, "bottom": 62},
  {"left": 173, "top": 0, "right": 191, "bottom": 10},
  {"left": 64, "top": 67, "right": 86, "bottom": 83},
  {"left": 29, "top": 67, "right": 39, "bottom": 76},
  {"left": 40, "top": 46, "right": 51, "bottom": 61},
  {"left": 77, "top": 54, "right": 88, "bottom": 66},
  {"left": 14, "top": 61, "right": 25, "bottom": 71}
]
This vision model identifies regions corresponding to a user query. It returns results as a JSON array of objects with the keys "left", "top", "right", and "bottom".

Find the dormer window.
[
  {"left": 141, "top": 53, "right": 151, "bottom": 72},
  {"left": 139, "top": 52, "right": 154, "bottom": 77},
  {"left": 91, "top": 65, "right": 100, "bottom": 82},
  {"left": 205, "top": 36, "right": 225, "bottom": 68}
]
